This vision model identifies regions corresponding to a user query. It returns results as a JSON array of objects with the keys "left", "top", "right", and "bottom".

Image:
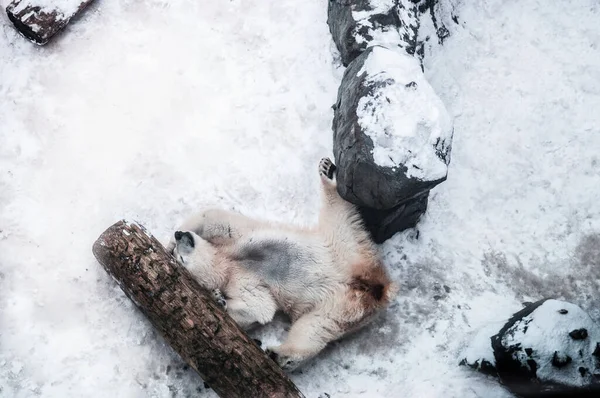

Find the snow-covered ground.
[{"left": 1, "top": 0, "right": 600, "bottom": 397}]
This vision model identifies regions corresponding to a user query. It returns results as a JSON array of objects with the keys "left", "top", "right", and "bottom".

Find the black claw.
[
  {"left": 326, "top": 163, "right": 337, "bottom": 179},
  {"left": 320, "top": 158, "right": 337, "bottom": 180}
]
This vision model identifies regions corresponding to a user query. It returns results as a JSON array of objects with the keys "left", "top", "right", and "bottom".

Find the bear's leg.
[
  {"left": 224, "top": 279, "right": 277, "bottom": 329},
  {"left": 317, "top": 157, "right": 366, "bottom": 241},
  {"left": 266, "top": 309, "right": 345, "bottom": 371},
  {"left": 167, "top": 208, "right": 267, "bottom": 252}
]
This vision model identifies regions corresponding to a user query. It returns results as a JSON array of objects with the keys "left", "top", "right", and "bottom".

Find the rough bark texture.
[
  {"left": 92, "top": 220, "right": 304, "bottom": 398},
  {"left": 6, "top": 0, "right": 95, "bottom": 45}
]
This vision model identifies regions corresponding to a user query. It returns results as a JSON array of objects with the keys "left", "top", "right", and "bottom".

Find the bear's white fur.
[{"left": 167, "top": 158, "right": 398, "bottom": 370}]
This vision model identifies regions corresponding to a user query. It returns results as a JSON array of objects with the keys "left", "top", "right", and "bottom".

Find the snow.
[
  {"left": 461, "top": 320, "right": 503, "bottom": 369},
  {"left": 2, "top": 0, "right": 600, "bottom": 397},
  {"left": 356, "top": 46, "right": 453, "bottom": 180}
]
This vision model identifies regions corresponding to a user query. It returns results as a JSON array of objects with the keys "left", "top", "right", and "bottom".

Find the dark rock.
[
  {"left": 6, "top": 0, "right": 95, "bottom": 45},
  {"left": 570, "top": 329, "right": 589, "bottom": 340},
  {"left": 358, "top": 192, "right": 428, "bottom": 243},
  {"left": 459, "top": 357, "right": 498, "bottom": 377},
  {"left": 552, "top": 351, "right": 572, "bottom": 368},
  {"left": 482, "top": 299, "right": 600, "bottom": 397},
  {"left": 332, "top": 46, "right": 453, "bottom": 242},
  {"left": 525, "top": 348, "right": 534, "bottom": 356},
  {"left": 327, "top": 0, "right": 419, "bottom": 66}
]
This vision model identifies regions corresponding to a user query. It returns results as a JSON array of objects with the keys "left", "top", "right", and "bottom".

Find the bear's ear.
[{"left": 174, "top": 231, "right": 195, "bottom": 248}]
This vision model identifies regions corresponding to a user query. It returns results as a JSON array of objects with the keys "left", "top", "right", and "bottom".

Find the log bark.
[
  {"left": 92, "top": 220, "right": 304, "bottom": 398},
  {"left": 6, "top": 0, "right": 95, "bottom": 45}
]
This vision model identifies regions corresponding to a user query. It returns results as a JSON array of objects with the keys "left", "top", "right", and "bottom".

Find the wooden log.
[
  {"left": 6, "top": 0, "right": 95, "bottom": 45},
  {"left": 92, "top": 220, "right": 304, "bottom": 398}
]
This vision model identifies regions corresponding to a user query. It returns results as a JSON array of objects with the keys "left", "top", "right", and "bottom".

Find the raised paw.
[
  {"left": 211, "top": 288, "right": 227, "bottom": 310},
  {"left": 319, "top": 157, "right": 337, "bottom": 182}
]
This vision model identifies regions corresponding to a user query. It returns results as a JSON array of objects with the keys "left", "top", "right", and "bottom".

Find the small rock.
[
  {"left": 593, "top": 343, "right": 600, "bottom": 357},
  {"left": 462, "top": 299, "right": 600, "bottom": 397},
  {"left": 552, "top": 351, "right": 572, "bottom": 368},
  {"left": 525, "top": 348, "right": 533, "bottom": 356},
  {"left": 570, "top": 328, "right": 589, "bottom": 340}
]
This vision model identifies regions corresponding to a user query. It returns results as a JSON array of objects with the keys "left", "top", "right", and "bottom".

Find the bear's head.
[
  {"left": 173, "top": 230, "right": 198, "bottom": 265},
  {"left": 172, "top": 230, "right": 222, "bottom": 291}
]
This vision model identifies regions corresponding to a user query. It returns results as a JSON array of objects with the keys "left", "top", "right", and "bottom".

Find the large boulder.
[
  {"left": 461, "top": 299, "right": 600, "bottom": 397},
  {"left": 332, "top": 45, "right": 453, "bottom": 242},
  {"left": 327, "top": 0, "right": 419, "bottom": 66}
]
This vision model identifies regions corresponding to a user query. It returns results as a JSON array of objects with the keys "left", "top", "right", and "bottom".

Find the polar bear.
[{"left": 168, "top": 158, "right": 398, "bottom": 370}]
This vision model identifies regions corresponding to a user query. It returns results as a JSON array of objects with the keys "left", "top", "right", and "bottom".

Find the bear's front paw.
[{"left": 211, "top": 289, "right": 227, "bottom": 310}]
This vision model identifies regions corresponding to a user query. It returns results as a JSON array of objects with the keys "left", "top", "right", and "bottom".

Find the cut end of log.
[{"left": 6, "top": 0, "right": 95, "bottom": 45}]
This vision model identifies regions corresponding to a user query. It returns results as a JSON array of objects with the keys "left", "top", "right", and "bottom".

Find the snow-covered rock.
[
  {"left": 10, "top": 0, "right": 85, "bottom": 18},
  {"left": 327, "top": 0, "right": 419, "bottom": 66},
  {"left": 332, "top": 45, "right": 453, "bottom": 242},
  {"left": 462, "top": 299, "right": 600, "bottom": 397}
]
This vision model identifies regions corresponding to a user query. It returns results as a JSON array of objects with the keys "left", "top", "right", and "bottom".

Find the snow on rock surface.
[
  {"left": 463, "top": 299, "right": 600, "bottom": 396},
  {"left": 2, "top": 0, "right": 600, "bottom": 397},
  {"left": 357, "top": 45, "right": 453, "bottom": 179},
  {"left": 460, "top": 320, "right": 504, "bottom": 373},
  {"left": 6, "top": 0, "right": 95, "bottom": 45},
  {"left": 333, "top": 45, "right": 453, "bottom": 209},
  {"left": 11, "top": 0, "right": 84, "bottom": 19},
  {"left": 328, "top": 0, "right": 418, "bottom": 65}
]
